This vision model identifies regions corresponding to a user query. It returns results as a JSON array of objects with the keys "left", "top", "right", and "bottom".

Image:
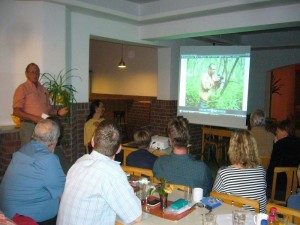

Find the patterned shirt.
[
  {"left": 57, "top": 151, "right": 142, "bottom": 225},
  {"left": 153, "top": 153, "right": 213, "bottom": 196},
  {"left": 213, "top": 165, "right": 267, "bottom": 213}
]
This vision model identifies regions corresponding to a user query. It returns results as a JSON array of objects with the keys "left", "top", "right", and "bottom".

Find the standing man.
[
  {"left": 57, "top": 121, "right": 142, "bottom": 225},
  {"left": 199, "top": 63, "right": 222, "bottom": 109},
  {"left": 13, "top": 63, "right": 68, "bottom": 146},
  {"left": 0, "top": 119, "right": 66, "bottom": 224},
  {"left": 153, "top": 116, "right": 213, "bottom": 197}
]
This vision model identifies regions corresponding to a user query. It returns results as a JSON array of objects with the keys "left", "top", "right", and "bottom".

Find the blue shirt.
[
  {"left": 126, "top": 149, "right": 158, "bottom": 169},
  {"left": 153, "top": 153, "right": 213, "bottom": 196},
  {"left": 287, "top": 188, "right": 300, "bottom": 210},
  {"left": 0, "top": 140, "right": 66, "bottom": 222}
]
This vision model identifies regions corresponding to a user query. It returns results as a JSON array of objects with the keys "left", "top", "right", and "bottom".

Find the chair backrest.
[
  {"left": 271, "top": 167, "right": 298, "bottom": 205},
  {"left": 210, "top": 191, "right": 260, "bottom": 213},
  {"left": 169, "top": 184, "right": 190, "bottom": 192},
  {"left": 260, "top": 156, "right": 270, "bottom": 170},
  {"left": 266, "top": 202, "right": 300, "bottom": 224},
  {"left": 121, "top": 165, "right": 154, "bottom": 182}
]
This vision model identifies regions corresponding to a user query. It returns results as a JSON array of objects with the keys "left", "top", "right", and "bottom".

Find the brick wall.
[
  {"left": 0, "top": 95, "right": 205, "bottom": 178},
  {"left": 0, "top": 131, "right": 21, "bottom": 177}
]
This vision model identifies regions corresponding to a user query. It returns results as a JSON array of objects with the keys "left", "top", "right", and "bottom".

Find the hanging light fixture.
[{"left": 118, "top": 44, "right": 126, "bottom": 68}]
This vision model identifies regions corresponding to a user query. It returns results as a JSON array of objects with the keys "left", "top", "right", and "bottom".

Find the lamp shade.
[
  {"left": 118, "top": 44, "right": 126, "bottom": 68},
  {"left": 118, "top": 57, "right": 126, "bottom": 68}
]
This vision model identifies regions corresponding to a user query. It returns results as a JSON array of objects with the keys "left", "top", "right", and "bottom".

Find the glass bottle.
[
  {"left": 269, "top": 206, "right": 278, "bottom": 221},
  {"left": 268, "top": 215, "right": 275, "bottom": 224}
]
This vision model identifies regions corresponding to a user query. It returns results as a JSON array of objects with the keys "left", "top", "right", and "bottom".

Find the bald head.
[{"left": 32, "top": 119, "right": 60, "bottom": 149}]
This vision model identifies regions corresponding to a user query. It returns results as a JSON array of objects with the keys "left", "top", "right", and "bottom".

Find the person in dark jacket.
[
  {"left": 267, "top": 119, "right": 300, "bottom": 197},
  {"left": 126, "top": 128, "right": 157, "bottom": 169}
]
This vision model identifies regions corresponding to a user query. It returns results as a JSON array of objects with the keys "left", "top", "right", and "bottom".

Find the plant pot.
[{"left": 159, "top": 194, "right": 168, "bottom": 209}]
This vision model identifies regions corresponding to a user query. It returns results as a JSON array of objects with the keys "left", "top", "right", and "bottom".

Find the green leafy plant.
[
  {"left": 148, "top": 176, "right": 173, "bottom": 196},
  {"left": 40, "top": 69, "right": 80, "bottom": 109}
]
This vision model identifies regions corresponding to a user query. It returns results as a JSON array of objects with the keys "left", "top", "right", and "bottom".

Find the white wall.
[
  {"left": 90, "top": 40, "right": 157, "bottom": 96},
  {"left": 1, "top": 0, "right": 299, "bottom": 125},
  {"left": 0, "top": 0, "right": 66, "bottom": 126}
]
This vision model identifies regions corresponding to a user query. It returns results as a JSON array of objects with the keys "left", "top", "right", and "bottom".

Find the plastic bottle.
[
  {"left": 261, "top": 219, "right": 268, "bottom": 225},
  {"left": 268, "top": 215, "right": 275, "bottom": 224}
]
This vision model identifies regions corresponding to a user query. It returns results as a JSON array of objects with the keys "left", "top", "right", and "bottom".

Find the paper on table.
[{"left": 216, "top": 213, "right": 255, "bottom": 225}]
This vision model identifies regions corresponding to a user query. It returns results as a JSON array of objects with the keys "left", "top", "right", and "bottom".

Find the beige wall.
[{"left": 89, "top": 40, "right": 158, "bottom": 97}]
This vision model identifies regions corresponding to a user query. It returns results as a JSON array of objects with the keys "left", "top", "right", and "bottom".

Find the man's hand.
[{"left": 57, "top": 107, "right": 68, "bottom": 117}]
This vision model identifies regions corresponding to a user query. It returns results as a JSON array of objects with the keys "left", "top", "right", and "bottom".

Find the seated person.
[
  {"left": 213, "top": 130, "right": 267, "bottom": 213},
  {"left": 153, "top": 116, "right": 213, "bottom": 197},
  {"left": 250, "top": 109, "right": 275, "bottom": 157},
  {"left": 57, "top": 121, "right": 142, "bottom": 225},
  {"left": 0, "top": 119, "right": 66, "bottom": 224},
  {"left": 84, "top": 100, "right": 105, "bottom": 153},
  {"left": 126, "top": 128, "right": 157, "bottom": 169},
  {"left": 287, "top": 164, "right": 300, "bottom": 210},
  {"left": 266, "top": 119, "right": 300, "bottom": 196}
]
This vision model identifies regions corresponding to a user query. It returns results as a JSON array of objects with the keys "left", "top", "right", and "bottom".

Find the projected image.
[
  {"left": 178, "top": 46, "right": 250, "bottom": 129},
  {"left": 184, "top": 57, "right": 248, "bottom": 110}
]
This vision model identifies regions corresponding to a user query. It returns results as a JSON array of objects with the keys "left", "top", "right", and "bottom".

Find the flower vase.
[{"left": 159, "top": 194, "right": 168, "bottom": 209}]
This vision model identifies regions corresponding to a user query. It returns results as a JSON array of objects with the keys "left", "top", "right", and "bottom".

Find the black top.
[
  {"left": 126, "top": 149, "right": 158, "bottom": 170},
  {"left": 266, "top": 136, "right": 300, "bottom": 192}
]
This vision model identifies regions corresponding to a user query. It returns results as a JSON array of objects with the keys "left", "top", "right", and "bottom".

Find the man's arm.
[{"left": 13, "top": 107, "right": 42, "bottom": 123}]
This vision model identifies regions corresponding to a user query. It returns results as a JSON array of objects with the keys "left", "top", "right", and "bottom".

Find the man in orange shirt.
[{"left": 13, "top": 63, "right": 68, "bottom": 146}]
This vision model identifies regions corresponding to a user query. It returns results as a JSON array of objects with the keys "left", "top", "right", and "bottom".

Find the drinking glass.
[
  {"left": 232, "top": 209, "right": 246, "bottom": 225},
  {"left": 203, "top": 213, "right": 216, "bottom": 225},
  {"left": 184, "top": 187, "right": 192, "bottom": 203},
  {"left": 276, "top": 216, "right": 288, "bottom": 225}
]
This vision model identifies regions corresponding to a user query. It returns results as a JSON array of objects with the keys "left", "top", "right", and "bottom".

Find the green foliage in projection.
[{"left": 185, "top": 57, "right": 246, "bottom": 110}]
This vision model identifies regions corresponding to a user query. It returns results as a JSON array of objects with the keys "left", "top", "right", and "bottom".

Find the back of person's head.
[
  {"left": 133, "top": 128, "right": 152, "bottom": 149},
  {"left": 32, "top": 119, "right": 60, "bottom": 148},
  {"left": 277, "top": 119, "right": 295, "bottom": 136},
  {"left": 86, "top": 100, "right": 102, "bottom": 122},
  {"left": 93, "top": 120, "right": 121, "bottom": 156},
  {"left": 228, "top": 130, "right": 259, "bottom": 168},
  {"left": 167, "top": 116, "right": 190, "bottom": 148},
  {"left": 250, "top": 109, "right": 265, "bottom": 127},
  {"left": 47, "top": 116, "right": 64, "bottom": 146}
]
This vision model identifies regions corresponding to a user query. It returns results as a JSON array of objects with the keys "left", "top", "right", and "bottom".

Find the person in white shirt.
[{"left": 57, "top": 121, "right": 142, "bottom": 225}]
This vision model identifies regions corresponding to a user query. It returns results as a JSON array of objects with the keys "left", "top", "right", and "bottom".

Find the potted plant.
[
  {"left": 40, "top": 69, "right": 80, "bottom": 122},
  {"left": 148, "top": 176, "right": 173, "bottom": 209}
]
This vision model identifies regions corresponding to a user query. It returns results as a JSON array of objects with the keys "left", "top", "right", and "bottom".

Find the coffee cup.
[
  {"left": 253, "top": 213, "right": 268, "bottom": 224},
  {"left": 192, "top": 187, "right": 203, "bottom": 202}
]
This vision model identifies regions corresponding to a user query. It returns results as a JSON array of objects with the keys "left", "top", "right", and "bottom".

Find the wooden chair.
[
  {"left": 170, "top": 183, "right": 190, "bottom": 192},
  {"left": 259, "top": 156, "right": 270, "bottom": 170},
  {"left": 271, "top": 167, "right": 298, "bottom": 205},
  {"left": 210, "top": 191, "right": 260, "bottom": 213},
  {"left": 121, "top": 165, "right": 154, "bottom": 182},
  {"left": 266, "top": 203, "right": 300, "bottom": 224}
]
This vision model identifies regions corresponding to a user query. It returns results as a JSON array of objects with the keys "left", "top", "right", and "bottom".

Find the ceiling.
[{"left": 55, "top": 0, "right": 300, "bottom": 47}]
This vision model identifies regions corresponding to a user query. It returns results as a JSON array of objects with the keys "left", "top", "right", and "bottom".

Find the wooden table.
[
  {"left": 122, "top": 144, "right": 172, "bottom": 166},
  {"left": 201, "top": 127, "right": 233, "bottom": 161},
  {"left": 116, "top": 189, "right": 257, "bottom": 225}
]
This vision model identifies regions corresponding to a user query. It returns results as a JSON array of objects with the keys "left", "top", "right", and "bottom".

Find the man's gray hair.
[
  {"left": 32, "top": 119, "right": 60, "bottom": 147},
  {"left": 250, "top": 109, "right": 265, "bottom": 127}
]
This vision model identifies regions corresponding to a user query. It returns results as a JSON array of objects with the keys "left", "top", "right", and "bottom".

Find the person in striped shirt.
[{"left": 213, "top": 130, "right": 267, "bottom": 213}]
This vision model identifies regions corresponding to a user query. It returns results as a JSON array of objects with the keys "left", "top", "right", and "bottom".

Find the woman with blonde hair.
[{"left": 213, "top": 130, "right": 267, "bottom": 213}]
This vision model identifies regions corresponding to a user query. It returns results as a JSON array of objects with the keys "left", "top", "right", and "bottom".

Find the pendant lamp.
[{"left": 118, "top": 44, "right": 126, "bottom": 68}]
